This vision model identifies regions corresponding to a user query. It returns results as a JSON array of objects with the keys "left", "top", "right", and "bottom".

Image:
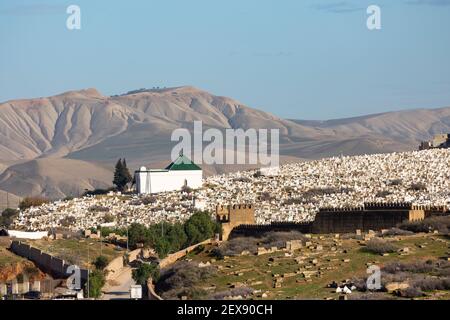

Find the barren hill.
[
  {"left": 0, "top": 86, "right": 325, "bottom": 164},
  {"left": 0, "top": 158, "right": 113, "bottom": 199},
  {"left": 0, "top": 86, "right": 449, "bottom": 200},
  {"left": 291, "top": 107, "right": 450, "bottom": 148}
]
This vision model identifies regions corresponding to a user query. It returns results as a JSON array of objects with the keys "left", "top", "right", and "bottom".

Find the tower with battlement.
[{"left": 216, "top": 204, "right": 255, "bottom": 241}]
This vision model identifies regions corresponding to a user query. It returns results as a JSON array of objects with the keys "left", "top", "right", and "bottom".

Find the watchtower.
[{"left": 216, "top": 204, "right": 255, "bottom": 241}]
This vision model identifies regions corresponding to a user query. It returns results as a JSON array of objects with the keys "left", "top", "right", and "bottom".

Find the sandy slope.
[
  {"left": 0, "top": 158, "right": 113, "bottom": 199},
  {"left": 0, "top": 86, "right": 449, "bottom": 199}
]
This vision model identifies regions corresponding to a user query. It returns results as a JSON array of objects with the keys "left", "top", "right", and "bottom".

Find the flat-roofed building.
[{"left": 135, "top": 154, "right": 202, "bottom": 194}]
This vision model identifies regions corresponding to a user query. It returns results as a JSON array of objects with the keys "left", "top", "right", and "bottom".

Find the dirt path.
[{"left": 102, "top": 266, "right": 135, "bottom": 300}]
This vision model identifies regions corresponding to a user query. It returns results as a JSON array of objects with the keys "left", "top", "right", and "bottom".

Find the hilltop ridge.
[{"left": 1, "top": 86, "right": 450, "bottom": 199}]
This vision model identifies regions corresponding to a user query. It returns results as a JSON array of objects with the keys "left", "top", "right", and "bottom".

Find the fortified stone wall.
[
  {"left": 312, "top": 203, "right": 426, "bottom": 233},
  {"left": 9, "top": 241, "right": 89, "bottom": 281},
  {"left": 230, "top": 222, "right": 312, "bottom": 239},
  {"left": 159, "top": 238, "right": 214, "bottom": 269},
  {"left": 220, "top": 202, "right": 433, "bottom": 238},
  {"left": 312, "top": 210, "right": 407, "bottom": 233},
  {"left": 147, "top": 277, "right": 163, "bottom": 300},
  {"left": 105, "top": 255, "right": 124, "bottom": 281},
  {"left": 216, "top": 204, "right": 255, "bottom": 240}
]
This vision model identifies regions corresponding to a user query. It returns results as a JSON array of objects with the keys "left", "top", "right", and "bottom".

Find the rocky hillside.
[{"left": 0, "top": 86, "right": 449, "bottom": 199}]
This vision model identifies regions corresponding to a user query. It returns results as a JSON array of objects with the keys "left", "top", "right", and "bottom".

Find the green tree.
[
  {"left": 0, "top": 208, "right": 19, "bottom": 228},
  {"left": 152, "top": 237, "right": 171, "bottom": 258},
  {"left": 103, "top": 214, "right": 115, "bottom": 223},
  {"left": 86, "top": 270, "right": 106, "bottom": 298},
  {"left": 100, "top": 226, "right": 127, "bottom": 237},
  {"left": 125, "top": 211, "right": 218, "bottom": 258},
  {"left": 113, "top": 158, "right": 132, "bottom": 191},
  {"left": 146, "top": 222, "right": 171, "bottom": 258},
  {"left": 128, "top": 223, "right": 149, "bottom": 247},
  {"left": 122, "top": 158, "right": 132, "bottom": 186},
  {"left": 184, "top": 211, "right": 219, "bottom": 246},
  {"left": 93, "top": 255, "right": 109, "bottom": 271},
  {"left": 167, "top": 223, "right": 188, "bottom": 252},
  {"left": 132, "top": 263, "right": 160, "bottom": 285}
]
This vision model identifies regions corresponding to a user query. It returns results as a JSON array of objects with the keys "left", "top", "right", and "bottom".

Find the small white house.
[{"left": 135, "top": 154, "right": 203, "bottom": 194}]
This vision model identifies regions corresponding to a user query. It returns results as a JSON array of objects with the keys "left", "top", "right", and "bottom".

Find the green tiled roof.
[{"left": 165, "top": 154, "right": 202, "bottom": 171}]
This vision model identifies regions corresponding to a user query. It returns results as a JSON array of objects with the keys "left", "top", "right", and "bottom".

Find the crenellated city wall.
[{"left": 220, "top": 202, "right": 449, "bottom": 238}]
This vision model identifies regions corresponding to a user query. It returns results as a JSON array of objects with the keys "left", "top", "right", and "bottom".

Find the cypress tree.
[
  {"left": 113, "top": 158, "right": 133, "bottom": 191},
  {"left": 122, "top": 158, "right": 132, "bottom": 187},
  {"left": 113, "top": 158, "right": 124, "bottom": 191}
]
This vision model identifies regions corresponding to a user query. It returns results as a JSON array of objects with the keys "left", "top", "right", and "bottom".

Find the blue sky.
[{"left": 1, "top": 0, "right": 450, "bottom": 119}]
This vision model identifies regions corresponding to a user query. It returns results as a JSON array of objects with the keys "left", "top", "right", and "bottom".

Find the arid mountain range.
[{"left": 0, "top": 86, "right": 449, "bottom": 202}]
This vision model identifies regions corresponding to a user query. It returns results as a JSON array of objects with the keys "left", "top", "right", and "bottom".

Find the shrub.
[
  {"left": 0, "top": 208, "right": 19, "bottom": 228},
  {"left": 211, "top": 237, "right": 259, "bottom": 258},
  {"left": 409, "top": 182, "right": 427, "bottom": 191},
  {"left": 411, "top": 277, "right": 450, "bottom": 291},
  {"left": 252, "top": 171, "right": 262, "bottom": 178},
  {"left": 212, "top": 231, "right": 305, "bottom": 258},
  {"left": 376, "top": 190, "right": 392, "bottom": 198},
  {"left": 164, "top": 287, "right": 207, "bottom": 300},
  {"left": 93, "top": 256, "right": 109, "bottom": 271},
  {"left": 340, "top": 233, "right": 363, "bottom": 240},
  {"left": 19, "top": 197, "right": 49, "bottom": 211},
  {"left": 351, "top": 277, "right": 368, "bottom": 292},
  {"left": 82, "top": 188, "right": 114, "bottom": 197},
  {"left": 103, "top": 214, "right": 115, "bottom": 223},
  {"left": 210, "top": 287, "right": 254, "bottom": 300},
  {"left": 259, "top": 192, "right": 273, "bottom": 201},
  {"left": 24, "top": 265, "right": 41, "bottom": 281},
  {"left": 363, "top": 238, "right": 397, "bottom": 254},
  {"left": 383, "top": 261, "right": 434, "bottom": 274},
  {"left": 434, "top": 261, "right": 450, "bottom": 277},
  {"left": 132, "top": 263, "right": 160, "bottom": 285},
  {"left": 350, "top": 293, "right": 395, "bottom": 300},
  {"left": 381, "top": 271, "right": 411, "bottom": 286},
  {"left": 142, "top": 196, "right": 157, "bottom": 205},
  {"left": 259, "top": 231, "right": 305, "bottom": 249},
  {"left": 59, "top": 216, "right": 76, "bottom": 227},
  {"left": 388, "top": 179, "right": 403, "bottom": 186},
  {"left": 89, "top": 205, "right": 110, "bottom": 212},
  {"left": 399, "top": 216, "right": 450, "bottom": 234},
  {"left": 155, "top": 261, "right": 216, "bottom": 300},
  {"left": 210, "top": 247, "right": 225, "bottom": 260},
  {"left": 86, "top": 270, "right": 106, "bottom": 298},
  {"left": 380, "top": 228, "right": 414, "bottom": 237},
  {"left": 396, "top": 287, "right": 424, "bottom": 298}
]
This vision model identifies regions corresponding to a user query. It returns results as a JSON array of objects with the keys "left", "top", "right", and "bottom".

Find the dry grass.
[
  {"left": 155, "top": 261, "right": 217, "bottom": 300},
  {"left": 399, "top": 216, "right": 450, "bottom": 234},
  {"left": 211, "top": 231, "right": 305, "bottom": 258},
  {"left": 363, "top": 238, "right": 398, "bottom": 254}
]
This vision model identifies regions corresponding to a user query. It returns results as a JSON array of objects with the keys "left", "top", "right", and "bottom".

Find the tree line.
[{"left": 127, "top": 211, "right": 221, "bottom": 258}]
